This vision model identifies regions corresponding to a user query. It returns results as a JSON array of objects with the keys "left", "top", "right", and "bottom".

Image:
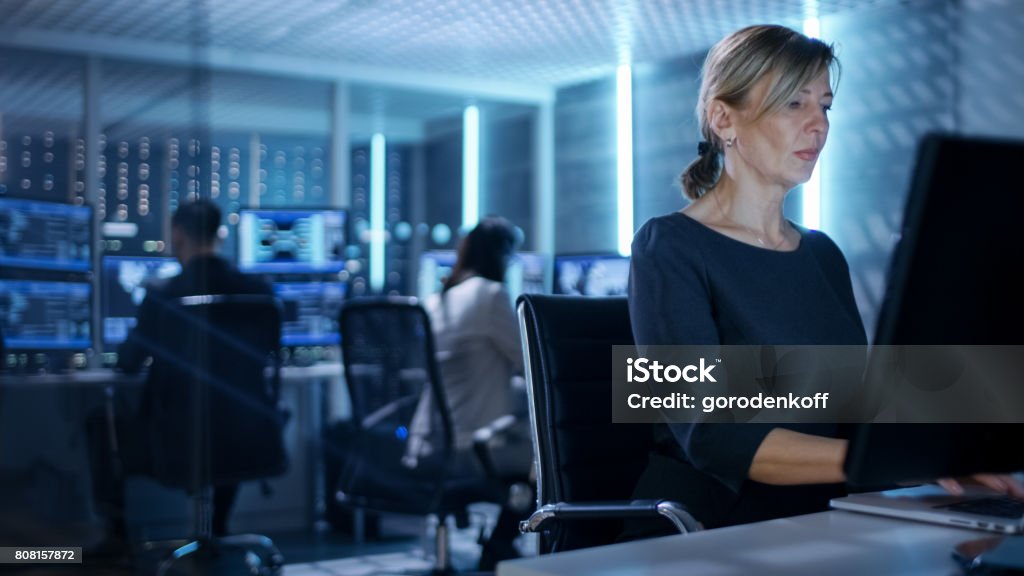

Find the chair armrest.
[
  {"left": 472, "top": 414, "right": 519, "bottom": 477},
  {"left": 519, "top": 500, "right": 701, "bottom": 535},
  {"left": 473, "top": 414, "right": 518, "bottom": 443}
]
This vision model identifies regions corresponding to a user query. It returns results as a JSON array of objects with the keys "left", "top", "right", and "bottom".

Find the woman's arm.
[{"left": 748, "top": 428, "right": 847, "bottom": 485}]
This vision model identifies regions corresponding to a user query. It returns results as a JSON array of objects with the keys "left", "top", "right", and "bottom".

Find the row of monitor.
[
  {"left": 0, "top": 259, "right": 351, "bottom": 353},
  {"left": 100, "top": 256, "right": 347, "bottom": 348},
  {"left": 0, "top": 197, "right": 351, "bottom": 275},
  {"left": 102, "top": 251, "right": 628, "bottom": 347},
  {"left": 417, "top": 250, "right": 630, "bottom": 302},
  {"left": 1, "top": 195, "right": 633, "bottom": 293},
  {"left": 2, "top": 252, "right": 631, "bottom": 353}
]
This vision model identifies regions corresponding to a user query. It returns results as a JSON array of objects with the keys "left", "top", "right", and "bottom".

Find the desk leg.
[{"left": 306, "top": 377, "right": 328, "bottom": 532}]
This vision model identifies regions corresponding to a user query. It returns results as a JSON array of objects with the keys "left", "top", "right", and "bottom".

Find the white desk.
[
  {"left": 0, "top": 362, "right": 341, "bottom": 387},
  {"left": 498, "top": 510, "right": 988, "bottom": 576}
]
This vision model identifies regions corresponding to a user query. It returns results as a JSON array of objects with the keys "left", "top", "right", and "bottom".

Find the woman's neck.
[{"left": 710, "top": 175, "right": 788, "bottom": 237}]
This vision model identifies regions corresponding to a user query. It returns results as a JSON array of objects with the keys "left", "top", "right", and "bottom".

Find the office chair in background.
[
  {"left": 337, "top": 297, "right": 503, "bottom": 574},
  {"left": 137, "top": 294, "right": 288, "bottom": 575},
  {"left": 515, "top": 294, "right": 700, "bottom": 554}
]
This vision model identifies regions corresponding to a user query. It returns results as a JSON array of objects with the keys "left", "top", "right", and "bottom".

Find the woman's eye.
[
  {"left": 822, "top": 104, "right": 832, "bottom": 113},
  {"left": 788, "top": 101, "right": 801, "bottom": 109}
]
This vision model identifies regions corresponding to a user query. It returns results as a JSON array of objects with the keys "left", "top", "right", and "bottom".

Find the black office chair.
[
  {"left": 140, "top": 294, "right": 288, "bottom": 575},
  {"left": 515, "top": 294, "right": 700, "bottom": 553},
  {"left": 336, "top": 296, "right": 501, "bottom": 574}
]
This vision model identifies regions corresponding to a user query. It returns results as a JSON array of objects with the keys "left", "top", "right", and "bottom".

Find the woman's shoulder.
[
  {"left": 633, "top": 212, "right": 704, "bottom": 255},
  {"left": 797, "top": 226, "right": 848, "bottom": 264},
  {"left": 637, "top": 210, "right": 699, "bottom": 233},
  {"left": 444, "top": 276, "right": 508, "bottom": 300}
]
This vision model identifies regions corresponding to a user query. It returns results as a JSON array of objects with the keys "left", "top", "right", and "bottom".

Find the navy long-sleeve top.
[{"left": 628, "top": 211, "right": 867, "bottom": 528}]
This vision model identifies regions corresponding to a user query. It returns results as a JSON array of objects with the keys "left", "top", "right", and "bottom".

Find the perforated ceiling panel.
[
  {"left": 0, "top": 49, "right": 83, "bottom": 122},
  {"left": 2, "top": 0, "right": 905, "bottom": 88}
]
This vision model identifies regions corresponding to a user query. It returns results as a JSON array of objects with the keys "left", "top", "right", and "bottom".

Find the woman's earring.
[{"left": 725, "top": 137, "right": 735, "bottom": 148}]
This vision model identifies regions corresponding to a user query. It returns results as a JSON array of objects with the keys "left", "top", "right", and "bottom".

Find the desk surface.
[
  {"left": 498, "top": 510, "right": 985, "bottom": 576},
  {"left": 0, "top": 361, "right": 342, "bottom": 387}
]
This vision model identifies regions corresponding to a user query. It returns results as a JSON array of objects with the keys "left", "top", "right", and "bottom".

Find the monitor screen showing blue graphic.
[
  {"left": 418, "top": 250, "right": 548, "bottom": 303},
  {"left": 0, "top": 280, "right": 92, "bottom": 349},
  {"left": 506, "top": 252, "right": 549, "bottom": 300},
  {"left": 0, "top": 197, "right": 92, "bottom": 272},
  {"left": 417, "top": 250, "right": 456, "bottom": 300},
  {"left": 101, "top": 256, "right": 182, "bottom": 345},
  {"left": 553, "top": 254, "right": 631, "bottom": 296},
  {"left": 237, "top": 209, "right": 347, "bottom": 273},
  {"left": 274, "top": 281, "right": 345, "bottom": 346}
]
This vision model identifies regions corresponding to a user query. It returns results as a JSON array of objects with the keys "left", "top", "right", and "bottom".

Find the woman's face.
[{"left": 731, "top": 69, "right": 833, "bottom": 191}]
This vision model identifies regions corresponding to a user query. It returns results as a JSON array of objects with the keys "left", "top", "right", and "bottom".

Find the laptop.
[
  {"left": 832, "top": 485, "right": 1024, "bottom": 534},
  {"left": 832, "top": 421, "right": 1024, "bottom": 534},
  {"left": 829, "top": 133, "right": 1024, "bottom": 533}
]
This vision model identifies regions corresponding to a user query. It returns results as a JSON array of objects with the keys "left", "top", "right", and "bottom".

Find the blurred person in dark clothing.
[{"left": 86, "top": 198, "right": 273, "bottom": 562}]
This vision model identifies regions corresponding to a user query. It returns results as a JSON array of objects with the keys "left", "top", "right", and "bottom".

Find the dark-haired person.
[
  {"left": 86, "top": 199, "right": 273, "bottom": 563},
  {"left": 407, "top": 216, "right": 527, "bottom": 569},
  {"left": 626, "top": 24, "right": 1022, "bottom": 535}
]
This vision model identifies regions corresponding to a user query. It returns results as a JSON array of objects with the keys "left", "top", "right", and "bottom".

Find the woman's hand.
[{"left": 937, "top": 474, "right": 1024, "bottom": 498}]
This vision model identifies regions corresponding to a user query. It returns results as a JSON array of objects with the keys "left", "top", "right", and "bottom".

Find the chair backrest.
[
  {"left": 517, "top": 294, "right": 653, "bottom": 552},
  {"left": 337, "top": 296, "right": 454, "bottom": 516},
  {"left": 146, "top": 294, "right": 287, "bottom": 490}
]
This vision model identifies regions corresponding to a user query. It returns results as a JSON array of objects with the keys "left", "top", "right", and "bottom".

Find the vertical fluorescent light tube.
[
  {"left": 462, "top": 105, "right": 480, "bottom": 231},
  {"left": 370, "top": 133, "right": 386, "bottom": 293},
  {"left": 803, "top": 16, "right": 820, "bottom": 39},
  {"left": 616, "top": 65, "right": 634, "bottom": 256},
  {"left": 803, "top": 17, "right": 822, "bottom": 230}
]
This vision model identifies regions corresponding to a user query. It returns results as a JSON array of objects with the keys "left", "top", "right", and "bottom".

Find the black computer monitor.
[
  {"left": 874, "top": 134, "right": 1024, "bottom": 346},
  {"left": 101, "top": 256, "right": 182, "bottom": 345},
  {"left": 0, "top": 280, "right": 92, "bottom": 350},
  {"left": 273, "top": 281, "right": 345, "bottom": 346},
  {"left": 0, "top": 197, "right": 92, "bottom": 272},
  {"left": 237, "top": 208, "right": 347, "bottom": 273},
  {"left": 844, "top": 133, "right": 1024, "bottom": 486},
  {"left": 553, "top": 254, "right": 631, "bottom": 296}
]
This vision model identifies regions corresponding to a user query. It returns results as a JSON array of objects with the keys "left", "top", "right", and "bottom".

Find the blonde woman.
[{"left": 626, "top": 25, "right": 1021, "bottom": 534}]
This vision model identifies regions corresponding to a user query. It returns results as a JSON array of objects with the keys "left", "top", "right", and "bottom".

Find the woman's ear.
[{"left": 708, "top": 99, "right": 735, "bottom": 143}]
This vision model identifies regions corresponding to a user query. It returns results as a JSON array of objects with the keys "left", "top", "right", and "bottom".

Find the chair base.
[{"left": 143, "top": 533, "right": 284, "bottom": 576}]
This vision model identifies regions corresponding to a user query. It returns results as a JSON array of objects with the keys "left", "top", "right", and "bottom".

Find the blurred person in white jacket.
[{"left": 408, "top": 216, "right": 528, "bottom": 569}]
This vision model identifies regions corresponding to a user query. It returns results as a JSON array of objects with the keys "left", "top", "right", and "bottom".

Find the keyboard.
[{"left": 938, "top": 497, "right": 1024, "bottom": 519}]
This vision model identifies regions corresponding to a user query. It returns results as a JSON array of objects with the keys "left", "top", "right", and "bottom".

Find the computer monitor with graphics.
[
  {"left": 101, "top": 256, "right": 182, "bottom": 345},
  {"left": 0, "top": 280, "right": 92, "bottom": 351},
  {"left": 418, "top": 250, "right": 548, "bottom": 304},
  {"left": 0, "top": 197, "right": 92, "bottom": 272},
  {"left": 505, "top": 252, "right": 549, "bottom": 301},
  {"left": 273, "top": 281, "right": 345, "bottom": 347},
  {"left": 553, "top": 254, "right": 630, "bottom": 297},
  {"left": 237, "top": 208, "right": 347, "bottom": 273},
  {"left": 417, "top": 250, "right": 457, "bottom": 300}
]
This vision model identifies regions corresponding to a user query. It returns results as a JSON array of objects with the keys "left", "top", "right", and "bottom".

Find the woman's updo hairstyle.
[{"left": 681, "top": 24, "right": 840, "bottom": 200}]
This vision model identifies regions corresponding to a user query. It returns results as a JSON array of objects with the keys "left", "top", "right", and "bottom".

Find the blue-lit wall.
[
  {"left": 633, "top": 56, "right": 704, "bottom": 231},
  {"left": 820, "top": 0, "right": 1024, "bottom": 336},
  {"left": 424, "top": 118, "right": 463, "bottom": 250},
  {"left": 483, "top": 113, "right": 536, "bottom": 251},
  {"left": 554, "top": 77, "right": 617, "bottom": 254},
  {"left": 423, "top": 111, "right": 537, "bottom": 251}
]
